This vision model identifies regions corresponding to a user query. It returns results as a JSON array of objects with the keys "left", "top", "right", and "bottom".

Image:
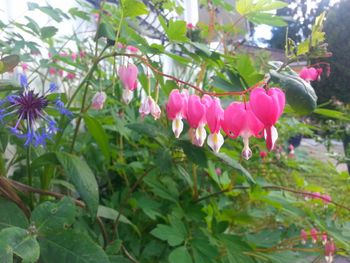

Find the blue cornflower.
[{"left": 0, "top": 75, "right": 71, "bottom": 147}]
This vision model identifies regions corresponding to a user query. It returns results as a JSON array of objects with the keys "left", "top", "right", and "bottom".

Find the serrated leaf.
[
  {"left": 122, "top": 0, "right": 149, "bottom": 17},
  {"left": 247, "top": 13, "right": 287, "bottom": 27},
  {"left": 214, "top": 153, "right": 255, "bottom": 184},
  {"left": 97, "top": 206, "right": 140, "bottom": 235},
  {"left": 56, "top": 153, "right": 99, "bottom": 218},
  {"left": 151, "top": 220, "right": 186, "bottom": 246},
  {"left": 169, "top": 246, "right": 192, "bottom": 263},
  {"left": 40, "top": 26, "right": 58, "bottom": 39},
  {"left": 69, "top": 7, "right": 90, "bottom": 20}
]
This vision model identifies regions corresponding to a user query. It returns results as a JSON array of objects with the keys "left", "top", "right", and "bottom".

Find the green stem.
[
  {"left": 70, "top": 81, "right": 90, "bottom": 153},
  {"left": 26, "top": 146, "right": 33, "bottom": 207},
  {"left": 192, "top": 164, "right": 198, "bottom": 201}
]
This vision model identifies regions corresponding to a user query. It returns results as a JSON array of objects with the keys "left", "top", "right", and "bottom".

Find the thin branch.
[
  {"left": 98, "top": 52, "right": 266, "bottom": 97},
  {"left": 196, "top": 184, "right": 350, "bottom": 212}
]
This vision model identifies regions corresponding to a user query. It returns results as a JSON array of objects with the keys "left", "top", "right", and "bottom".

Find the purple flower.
[
  {"left": 20, "top": 74, "right": 28, "bottom": 88},
  {"left": 49, "top": 82, "right": 58, "bottom": 93},
  {"left": 0, "top": 81, "right": 70, "bottom": 147}
]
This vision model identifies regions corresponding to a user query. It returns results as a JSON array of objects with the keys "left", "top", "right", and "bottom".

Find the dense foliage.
[{"left": 0, "top": 0, "right": 348, "bottom": 263}]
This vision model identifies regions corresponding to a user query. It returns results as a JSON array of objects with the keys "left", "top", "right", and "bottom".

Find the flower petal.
[
  {"left": 207, "top": 131, "right": 224, "bottom": 153},
  {"left": 172, "top": 117, "right": 183, "bottom": 138}
]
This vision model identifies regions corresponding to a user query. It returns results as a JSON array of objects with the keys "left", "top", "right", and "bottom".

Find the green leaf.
[
  {"left": 176, "top": 140, "right": 207, "bottom": 167},
  {"left": 68, "top": 7, "right": 90, "bottom": 20},
  {"left": 169, "top": 246, "right": 192, "bottom": 263},
  {"left": 245, "top": 229, "right": 281, "bottom": 248},
  {"left": 236, "top": 0, "right": 254, "bottom": 15},
  {"left": 126, "top": 122, "right": 160, "bottom": 138},
  {"left": 39, "top": 231, "right": 110, "bottom": 263},
  {"left": 236, "top": 0, "right": 287, "bottom": 15},
  {"left": 270, "top": 69, "right": 317, "bottom": 114},
  {"left": 84, "top": 115, "right": 110, "bottom": 162},
  {"left": 95, "top": 23, "right": 115, "bottom": 41},
  {"left": 27, "top": 2, "right": 39, "bottom": 10},
  {"left": 0, "top": 55, "right": 20, "bottom": 74},
  {"left": 211, "top": 76, "right": 242, "bottom": 92},
  {"left": 0, "top": 227, "right": 40, "bottom": 263},
  {"left": 56, "top": 153, "right": 99, "bottom": 218},
  {"left": 0, "top": 80, "right": 21, "bottom": 91},
  {"left": 151, "top": 218, "right": 187, "bottom": 246},
  {"left": 97, "top": 205, "right": 140, "bottom": 235},
  {"left": 220, "top": 234, "right": 255, "bottom": 263},
  {"left": 0, "top": 198, "right": 28, "bottom": 230},
  {"left": 38, "top": 6, "right": 65, "bottom": 22},
  {"left": 31, "top": 197, "right": 75, "bottom": 235},
  {"left": 31, "top": 152, "right": 59, "bottom": 171},
  {"left": 160, "top": 17, "right": 188, "bottom": 42},
  {"left": 40, "top": 26, "right": 58, "bottom": 39},
  {"left": 247, "top": 13, "right": 287, "bottom": 27},
  {"left": 215, "top": 153, "right": 255, "bottom": 184},
  {"left": 191, "top": 42, "right": 211, "bottom": 56},
  {"left": 314, "top": 108, "right": 350, "bottom": 121},
  {"left": 122, "top": 0, "right": 149, "bottom": 17}
]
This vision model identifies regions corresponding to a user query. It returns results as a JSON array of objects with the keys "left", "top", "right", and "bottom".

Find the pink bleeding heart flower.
[
  {"left": 300, "top": 229, "right": 308, "bottom": 245},
  {"left": 60, "top": 51, "right": 68, "bottom": 57},
  {"left": 118, "top": 64, "right": 138, "bottom": 104},
  {"left": 166, "top": 89, "right": 188, "bottom": 138},
  {"left": 322, "top": 194, "right": 332, "bottom": 206},
  {"left": 325, "top": 239, "right": 336, "bottom": 263},
  {"left": 91, "top": 91, "right": 107, "bottom": 110},
  {"left": 21, "top": 63, "right": 29, "bottom": 72},
  {"left": 201, "top": 94, "right": 213, "bottom": 109},
  {"left": 222, "top": 102, "right": 264, "bottom": 160},
  {"left": 126, "top": 45, "right": 139, "bottom": 53},
  {"left": 311, "top": 192, "right": 322, "bottom": 200},
  {"left": 187, "top": 95, "right": 207, "bottom": 147},
  {"left": 71, "top": 52, "right": 77, "bottom": 61},
  {"left": 206, "top": 97, "right": 224, "bottom": 153},
  {"left": 260, "top": 151, "right": 267, "bottom": 159},
  {"left": 58, "top": 69, "right": 64, "bottom": 77},
  {"left": 93, "top": 13, "right": 99, "bottom": 22},
  {"left": 187, "top": 23, "right": 196, "bottom": 30},
  {"left": 117, "top": 43, "right": 125, "bottom": 49},
  {"left": 215, "top": 168, "right": 222, "bottom": 176},
  {"left": 322, "top": 232, "right": 328, "bottom": 245},
  {"left": 299, "top": 67, "right": 321, "bottom": 82},
  {"left": 139, "top": 96, "right": 161, "bottom": 120},
  {"left": 79, "top": 51, "right": 86, "bottom": 58},
  {"left": 118, "top": 64, "right": 138, "bottom": 91},
  {"left": 49, "top": 68, "right": 56, "bottom": 75},
  {"left": 289, "top": 144, "right": 295, "bottom": 158},
  {"left": 310, "top": 228, "right": 318, "bottom": 244},
  {"left": 250, "top": 87, "right": 285, "bottom": 151},
  {"left": 66, "top": 73, "right": 75, "bottom": 80}
]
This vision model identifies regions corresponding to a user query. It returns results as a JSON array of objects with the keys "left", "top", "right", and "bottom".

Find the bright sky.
[{"left": 254, "top": 0, "right": 341, "bottom": 47}]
